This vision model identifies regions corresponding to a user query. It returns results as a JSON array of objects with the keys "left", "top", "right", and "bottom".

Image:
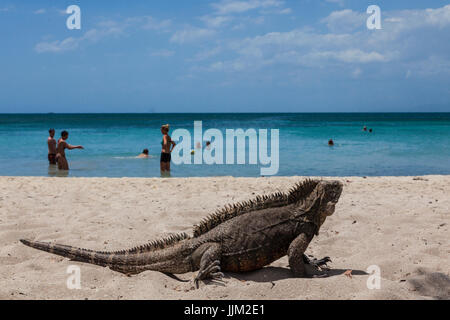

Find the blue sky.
[{"left": 0, "top": 0, "right": 449, "bottom": 113}]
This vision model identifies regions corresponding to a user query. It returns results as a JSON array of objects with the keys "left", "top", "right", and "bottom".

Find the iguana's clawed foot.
[
  {"left": 302, "top": 254, "right": 331, "bottom": 278},
  {"left": 303, "top": 254, "right": 331, "bottom": 269},
  {"left": 310, "top": 256, "right": 331, "bottom": 269},
  {"left": 194, "top": 260, "right": 224, "bottom": 288}
]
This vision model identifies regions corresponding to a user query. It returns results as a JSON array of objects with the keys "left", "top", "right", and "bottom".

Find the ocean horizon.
[{"left": 1, "top": 112, "right": 449, "bottom": 178}]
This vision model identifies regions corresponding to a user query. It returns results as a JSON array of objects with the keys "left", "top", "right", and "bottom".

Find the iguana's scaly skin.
[{"left": 21, "top": 180, "right": 343, "bottom": 285}]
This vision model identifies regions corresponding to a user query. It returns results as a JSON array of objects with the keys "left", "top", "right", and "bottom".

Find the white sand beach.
[{"left": 0, "top": 176, "right": 448, "bottom": 300}]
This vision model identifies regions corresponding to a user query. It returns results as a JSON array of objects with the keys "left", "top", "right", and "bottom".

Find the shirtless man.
[
  {"left": 56, "top": 131, "right": 84, "bottom": 170},
  {"left": 160, "top": 124, "right": 176, "bottom": 175},
  {"left": 47, "top": 129, "right": 57, "bottom": 165}
]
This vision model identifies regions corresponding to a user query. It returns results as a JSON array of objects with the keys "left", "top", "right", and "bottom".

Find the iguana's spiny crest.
[
  {"left": 193, "top": 179, "right": 321, "bottom": 237},
  {"left": 112, "top": 232, "right": 190, "bottom": 255}
]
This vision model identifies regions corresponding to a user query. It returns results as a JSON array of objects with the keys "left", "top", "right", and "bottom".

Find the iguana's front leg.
[
  {"left": 288, "top": 233, "right": 329, "bottom": 278},
  {"left": 287, "top": 233, "right": 310, "bottom": 277},
  {"left": 192, "top": 243, "right": 224, "bottom": 287}
]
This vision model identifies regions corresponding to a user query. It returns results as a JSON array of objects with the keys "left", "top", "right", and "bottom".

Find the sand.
[{"left": 0, "top": 176, "right": 449, "bottom": 300}]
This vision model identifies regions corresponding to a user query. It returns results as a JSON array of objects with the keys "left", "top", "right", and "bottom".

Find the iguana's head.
[{"left": 315, "top": 180, "right": 343, "bottom": 227}]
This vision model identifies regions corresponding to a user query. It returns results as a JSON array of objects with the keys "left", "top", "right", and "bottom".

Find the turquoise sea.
[{"left": 0, "top": 113, "right": 449, "bottom": 177}]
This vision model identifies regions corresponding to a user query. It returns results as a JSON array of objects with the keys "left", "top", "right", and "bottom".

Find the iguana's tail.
[
  {"left": 20, "top": 237, "right": 192, "bottom": 276},
  {"left": 20, "top": 239, "right": 113, "bottom": 268}
]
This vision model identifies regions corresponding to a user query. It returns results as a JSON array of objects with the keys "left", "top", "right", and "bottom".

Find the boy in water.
[
  {"left": 137, "top": 149, "right": 150, "bottom": 158},
  {"left": 56, "top": 131, "right": 84, "bottom": 170},
  {"left": 47, "top": 129, "right": 57, "bottom": 165}
]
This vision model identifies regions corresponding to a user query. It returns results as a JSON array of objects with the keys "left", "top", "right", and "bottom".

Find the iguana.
[{"left": 21, "top": 179, "right": 343, "bottom": 286}]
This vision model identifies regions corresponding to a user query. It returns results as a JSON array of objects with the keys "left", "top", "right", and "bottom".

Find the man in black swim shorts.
[
  {"left": 47, "top": 129, "right": 57, "bottom": 165},
  {"left": 160, "top": 124, "right": 176, "bottom": 176},
  {"left": 160, "top": 152, "right": 171, "bottom": 163}
]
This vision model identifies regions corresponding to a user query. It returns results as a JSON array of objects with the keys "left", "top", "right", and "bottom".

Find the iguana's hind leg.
[
  {"left": 192, "top": 243, "right": 224, "bottom": 287},
  {"left": 288, "top": 234, "right": 329, "bottom": 278}
]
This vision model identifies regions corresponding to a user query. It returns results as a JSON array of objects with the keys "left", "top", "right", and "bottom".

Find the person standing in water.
[
  {"left": 56, "top": 131, "right": 84, "bottom": 170},
  {"left": 47, "top": 129, "right": 57, "bottom": 165},
  {"left": 160, "top": 124, "right": 176, "bottom": 175}
]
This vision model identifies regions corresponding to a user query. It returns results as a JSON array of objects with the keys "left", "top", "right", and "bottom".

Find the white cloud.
[
  {"left": 418, "top": 5, "right": 450, "bottom": 28},
  {"left": 196, "top": 5, "right": 450, "bottom": 76},
  {"left": 204, "top": 60, "right": 247, "bottom": 72},
  {"left": 0, "top": 5, "right": 13, "bottom": 12},
  {"left": 235, "top": 29, "right": 354, "bottom": 52},
  {"left": 405, "top": 70, "right": 412, "bottom": 79},
  {"left": 141, "top": 16, "right": 172, "bottom": 32},
  {"left": 192, "top": 46, "right": 222, "bottom": 61},
  {"left": 35, "top": 37, "right": 82, "bottom": 53},
  {"left": 200, "top": 15, "right": 233, "bottom": 28},
  {"left": 405, "top": 55, "right": 450, "bottom": 77},
  {"left": 35, "top": 21, "right": 126, "bottom": 53},
  {"left": 278, "top": 8, "right": 292, "bottom": 14},
  {"left": 202, "top": 0, "right": 289, "bottom": 32},
  {"left": 352, "top": 67, "right": 362, "bottom": 78},
  {"left": 260, "top": 7, "right": 292, "bottom": 15},
  {"left": 321, "top": 9, "right": 365, "bottom": 33},
  {"left": 212, "top": 0, "right": 283, "bottom": 15},
  {"left": 170, "top": 27, "right": 216, "bottom": 44},
  {"left": 34, "top": 9, "right": 46, "bottom": 15},
  {"left": 323, "top": 5, "right": 450, "bottom": 36},
  {"left": 308, "top": 49, "right": 388, "bottom": 63},
  {"left": 34, "top": 16, "right": 171, "bottom": 53}
]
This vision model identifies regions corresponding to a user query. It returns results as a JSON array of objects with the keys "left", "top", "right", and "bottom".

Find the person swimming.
[
  {"left": 160, "top": 124, "right": 176, "bottom": 175},
  {"left": 328, "top": 139, "right": 335, "bottom": 146},
  {"left": 137, "top": 149, "right": 150, "bottom": 158},
  {"left": 56, "top": 130, "right": 84, "bottom": 171}
]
